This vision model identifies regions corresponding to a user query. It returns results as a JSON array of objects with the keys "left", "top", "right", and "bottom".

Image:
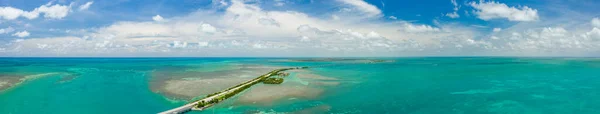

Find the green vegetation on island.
[
  {"left": 276, "top": 72, "right": 290, "bottom": 77},
  {"left": 263, "top": 78, "right": 284, "bottom": 84}
]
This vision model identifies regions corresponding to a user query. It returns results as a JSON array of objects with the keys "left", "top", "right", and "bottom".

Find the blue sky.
[{"left": 0, "top": 0, "right": 599, "bottom": 57}]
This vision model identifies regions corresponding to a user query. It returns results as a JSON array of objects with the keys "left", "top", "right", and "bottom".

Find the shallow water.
[{"left": 1, "top": 58, "right": 599, "bottom": 114}]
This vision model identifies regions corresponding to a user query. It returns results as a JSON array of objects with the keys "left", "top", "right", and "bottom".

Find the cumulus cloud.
[
  {"left": 469, "top": 1, "right": 539, "bottom": 22},
  {"left": 33, "top": 3, "right": 72, "bottom": 19},
  {"left": 446, "top": 12, "right": 460, "bottom": 18},
  {"left": 296, "top": 25, "right": 398, "bottom": 51},
  {"left": 200, "top": 23, "right": 217, "bottom": 33},
  {"left": 445, "top": 0, "right": 460, "bottom": 18},
  {"left": 3, "top": 0, "right": 415, "bottom": 56},
  {"left": 583, "top": 28, "right": 600, "bottom": 39},
  {"left": 337, "top": 0, "right": 382, "bottom": 18},
  {"left": 0, "top": 2, "right": 72, "bottom": 20},
  {"left": 12, "top": 31, "right": 30, "bottom": 37},
  {"left": 152, "top": 15, "right": 164, "bottom": 22},
  {"left": 473, "top": 26, "right": 600, "bottom": 56},
  {"left": 0, "top": 7, "right": 27, "bottom": 20},
  {"left": 0, "top": 0, "right": 476, "bottom": 56},
  {"left": 2, "top": 0, "right": 599, "bottom": 57},
  {"left": 78, "top": 1, "right": 94, "bottom": 11}
]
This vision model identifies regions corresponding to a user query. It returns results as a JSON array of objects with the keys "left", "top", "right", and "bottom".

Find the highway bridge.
[{"left": 159, "top": 67, "right": 301, "bottom": 114}]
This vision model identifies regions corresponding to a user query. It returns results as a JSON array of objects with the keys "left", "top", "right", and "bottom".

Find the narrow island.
[
  {"left": 159, "top": 67, "right": 306, "bottom": 114},
  {"left": 263, "top": 77, "right": 284, "bottom": 84},
  {"left": 263, "top": 72, "right": 289, "bottom": 84}
]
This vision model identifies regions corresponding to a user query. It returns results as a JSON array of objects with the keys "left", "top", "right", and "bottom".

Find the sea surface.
[{"left": 1, "top": 57, "right": 599, "bottom": 114}]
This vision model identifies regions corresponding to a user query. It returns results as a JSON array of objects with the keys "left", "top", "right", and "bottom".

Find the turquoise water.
[{"left": 1, "top": 58, "right": 600, "bottom": 114}]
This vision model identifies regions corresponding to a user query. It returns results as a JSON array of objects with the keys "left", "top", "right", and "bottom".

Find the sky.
[{"left": 0, "top": 0, "right": 599, "bottom": 57}]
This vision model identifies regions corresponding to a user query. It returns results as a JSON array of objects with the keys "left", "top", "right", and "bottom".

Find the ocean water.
[{"left": 1, "top": 58, "right": 599, "bottom": 114}]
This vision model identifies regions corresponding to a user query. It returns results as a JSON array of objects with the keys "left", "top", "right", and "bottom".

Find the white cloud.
[
  {"left": 296, "top": 25, "right": 398, "bottom": 51},
  {"left": 401, "top": 24, "right": 441, "bottom": 33},
  {"left": 300, "top": 36, "right": 311, "bottom": 42},
  {"left": 35, "top": 3, "right": 72, "bottom": 19},
  {"left": 3, "top": 0, "right": 599, "bottom": 57},
  {"left": 450, "top": 0, "right": 459, "bottom": 10},
  {"left": 0, "top": 2, "right": 72, "bottom": 20},
  {"left": 78, "top": 1, "right": 94, "bottom": 11},
  {"left": 592, "top": 18, "right": 600, "bottom": 27},
  {"left": 0, "top": 7, "right": 26, "bottom": 20},
  {"left": 366, "top": 31, "right": 382, "bottom": 39},
  {"left": 1, "top": 0, "right": 465, "bottom": 56},
  {"left": 336, "top": 0, "right": 382, "bottom": 18},
  {"left": 212, "top": 0, "right": 229, "bottom": 8},
  {"left": 469, "top": 1, "right": 539, "bottom": 22},
  {"left": 540, "top": 27, "right": 568, "bottom": 38},
  {"left": 12, "top": 31, "right": 30, "bottom": 37},
  {"left": 445, "top": 0, "right": 460, "bottom": 18},
  {"left": 152, "top": 15, "right": 164, "bottom": 22},
  {"left": 0, "top": 27, "right": 15, "bottom": 34},
  {"left": 583, "top": 28, "right": 600, "bottom": 39},
  {"left": 200, "top": 23, "right": 217, "bottom": 33},
  {"left": 493, "top": 28, "right": 502, "bottom": 32},
  {"left": 473, "top": 26, "right": 600, "bottom": 56},
  {"left": 388, "top": 16, "right": 397, "bottom": 20},
  {"left": 490, "top": 36, "right": 499, "bottom": 40},
  {"left": 446, "top": 12, "right": 460, "bottom": 18}
]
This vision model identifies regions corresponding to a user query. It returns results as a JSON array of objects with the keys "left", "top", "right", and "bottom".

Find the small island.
[
  {"left": 276, "top": 72, "right": 290, "bottom": 76},
  {"left": 263, "top": 78, "right": 284, "bottom": 84}
]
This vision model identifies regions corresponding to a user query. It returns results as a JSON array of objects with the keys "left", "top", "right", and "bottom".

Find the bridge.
[{"left": 158, "top": 67, "right": 303, "bottom": 114}]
